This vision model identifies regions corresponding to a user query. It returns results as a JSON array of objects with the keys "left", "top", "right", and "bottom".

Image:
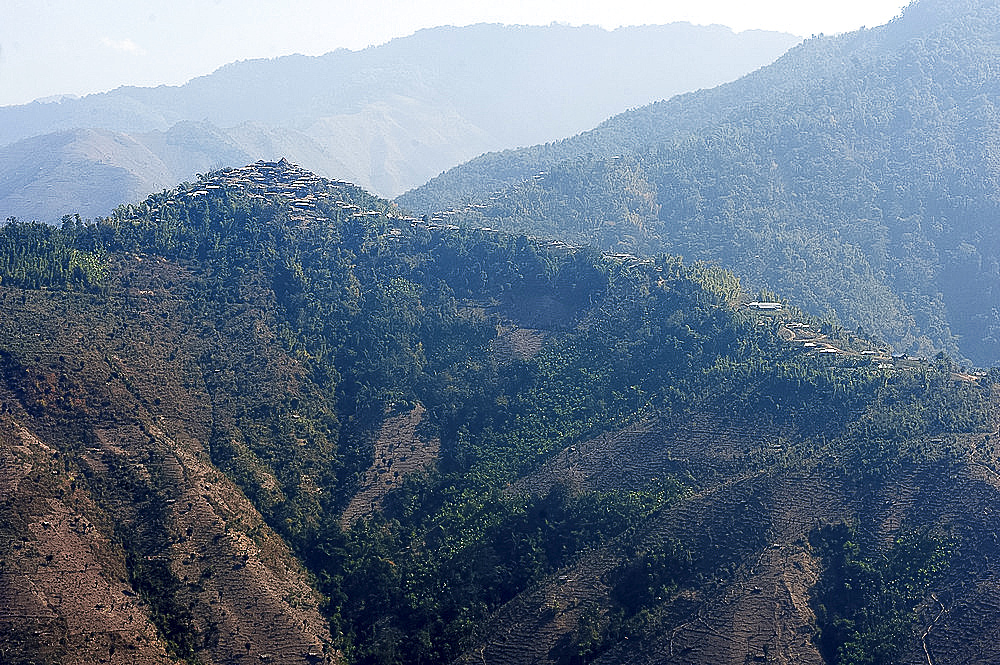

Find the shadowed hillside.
[{"left": 398, "top": 0, "right": 1000, "bottom": 367}]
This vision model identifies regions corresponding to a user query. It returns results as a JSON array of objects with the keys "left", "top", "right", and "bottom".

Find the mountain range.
[
  {"left": 0, "top": 23, "right": 798, "bottom": 223},
  {"left": 2, "top": 158, "right": 998, "bottom": 665}
]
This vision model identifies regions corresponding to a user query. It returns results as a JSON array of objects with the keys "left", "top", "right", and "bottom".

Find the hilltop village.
[{"left": 133, "top": 159, "right": 983, "bottom": 380}]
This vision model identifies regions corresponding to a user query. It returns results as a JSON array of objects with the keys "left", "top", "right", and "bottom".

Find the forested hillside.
[
  {"left": 399, "top": 0, "right": 1000, "bottom": 367},
  {"left": 0, "top": 23, "right": 798, "bottom": 222},
  {"left": 2, "top": 161, "right": 1000, "bottom": 665}
]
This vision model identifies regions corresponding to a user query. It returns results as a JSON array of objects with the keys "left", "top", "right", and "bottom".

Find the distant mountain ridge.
[
  {"left": 399, "top": 0, "right": 1000, "bottom": 367},
  {"left": 0, "top": 23, "right": 798, "bottom": 223}
]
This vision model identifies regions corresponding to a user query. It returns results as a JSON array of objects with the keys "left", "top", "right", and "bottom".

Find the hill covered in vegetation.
[
  {"left": 399, "top": 0, "right": 1000, "bottom": 368},
  {"left": 0, "top": 23, "right": 798, "bottom": 222},
  {"left": 2, "top": 160, "right": 999, "bottom": 665}
]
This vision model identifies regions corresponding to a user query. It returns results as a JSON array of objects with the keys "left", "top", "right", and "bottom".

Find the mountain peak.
[{"left": 0, "top": 23, "right": 800, "bottom": 222}]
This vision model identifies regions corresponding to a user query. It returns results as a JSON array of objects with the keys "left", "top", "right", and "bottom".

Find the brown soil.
[
  {"left": 459, "top": 409, "right": 1000, "bottom": 665},
  {"left": 491, "top": 326, "right": 549, "bottom": 366},
  {"left": 341, "top": 404, "right": 439, "bottom": 527},
  {"left": 0, "top": 263, "right": 338, "bottom": 665},
  {"left": 0, "top": 418, "right": 177, "bottom": 665}
]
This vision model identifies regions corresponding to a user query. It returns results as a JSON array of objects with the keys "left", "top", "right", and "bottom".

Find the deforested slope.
[{"left": 2, "top": 161, "right": 998, "bottom": 664}]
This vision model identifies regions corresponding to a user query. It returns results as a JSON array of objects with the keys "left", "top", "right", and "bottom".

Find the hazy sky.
[{"left": 1, "top": 0, "right": 912, "bottom": 107}]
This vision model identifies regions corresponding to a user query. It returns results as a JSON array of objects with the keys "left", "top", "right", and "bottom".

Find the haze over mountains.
[
  {"left": 0, "top": 23, "right": 798, "bottom": 223},
  {"left": 401, "top": 0, "right": 1000, "bottom": 367}
]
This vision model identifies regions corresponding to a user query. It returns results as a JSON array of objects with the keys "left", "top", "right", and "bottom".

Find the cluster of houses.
[
  {"left": 744, "top": 301, "right": 945, "bottom": 369},
  {"left": 178, "top": 159, "right": 380, "bottom": 225},
  {"left": 145, "top": 162, "right": 949, "bottom": 372},
  {"left": 160, "top": 160, "right": 672, "bottom": 275}
]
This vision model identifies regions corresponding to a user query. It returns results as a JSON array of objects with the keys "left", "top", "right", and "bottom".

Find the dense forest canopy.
[
  {"left": 3, "top": 161, "right": 999, "bottom": 664},
  {"left": 398, "top": 0, "right": 1000, "bottom": 368},
  {"left": 3, "top": 2, "right": 1000, "bottom": 663}
]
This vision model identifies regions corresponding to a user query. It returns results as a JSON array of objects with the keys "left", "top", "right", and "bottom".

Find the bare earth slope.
[
  {"left": 460, "top": 404, "right": 1000, "bottom": 665},
  {"left": 3, "top": 160, "right": 1000, "bottom": 665},
  {"left": 0, "top": 260, "right": 336, "bottom": 664}
]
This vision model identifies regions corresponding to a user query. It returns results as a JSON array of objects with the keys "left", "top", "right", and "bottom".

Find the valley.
[
  {"left": 0, "top": 23, "right": 798, "bottom": 223},
  {"left": 401, "top": 0, "right": 1000, "bottom": 367}
]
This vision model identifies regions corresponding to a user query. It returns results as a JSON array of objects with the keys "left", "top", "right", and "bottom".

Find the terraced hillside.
[
  {"left": 1, "top": 161, "right": 998, "bottom": 665},
  {"left": 460, "top": 406, "right": 1000, "bottom": 664},
  {"left": 0, "top": 257, "right": 335, "bottom": 664}
]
